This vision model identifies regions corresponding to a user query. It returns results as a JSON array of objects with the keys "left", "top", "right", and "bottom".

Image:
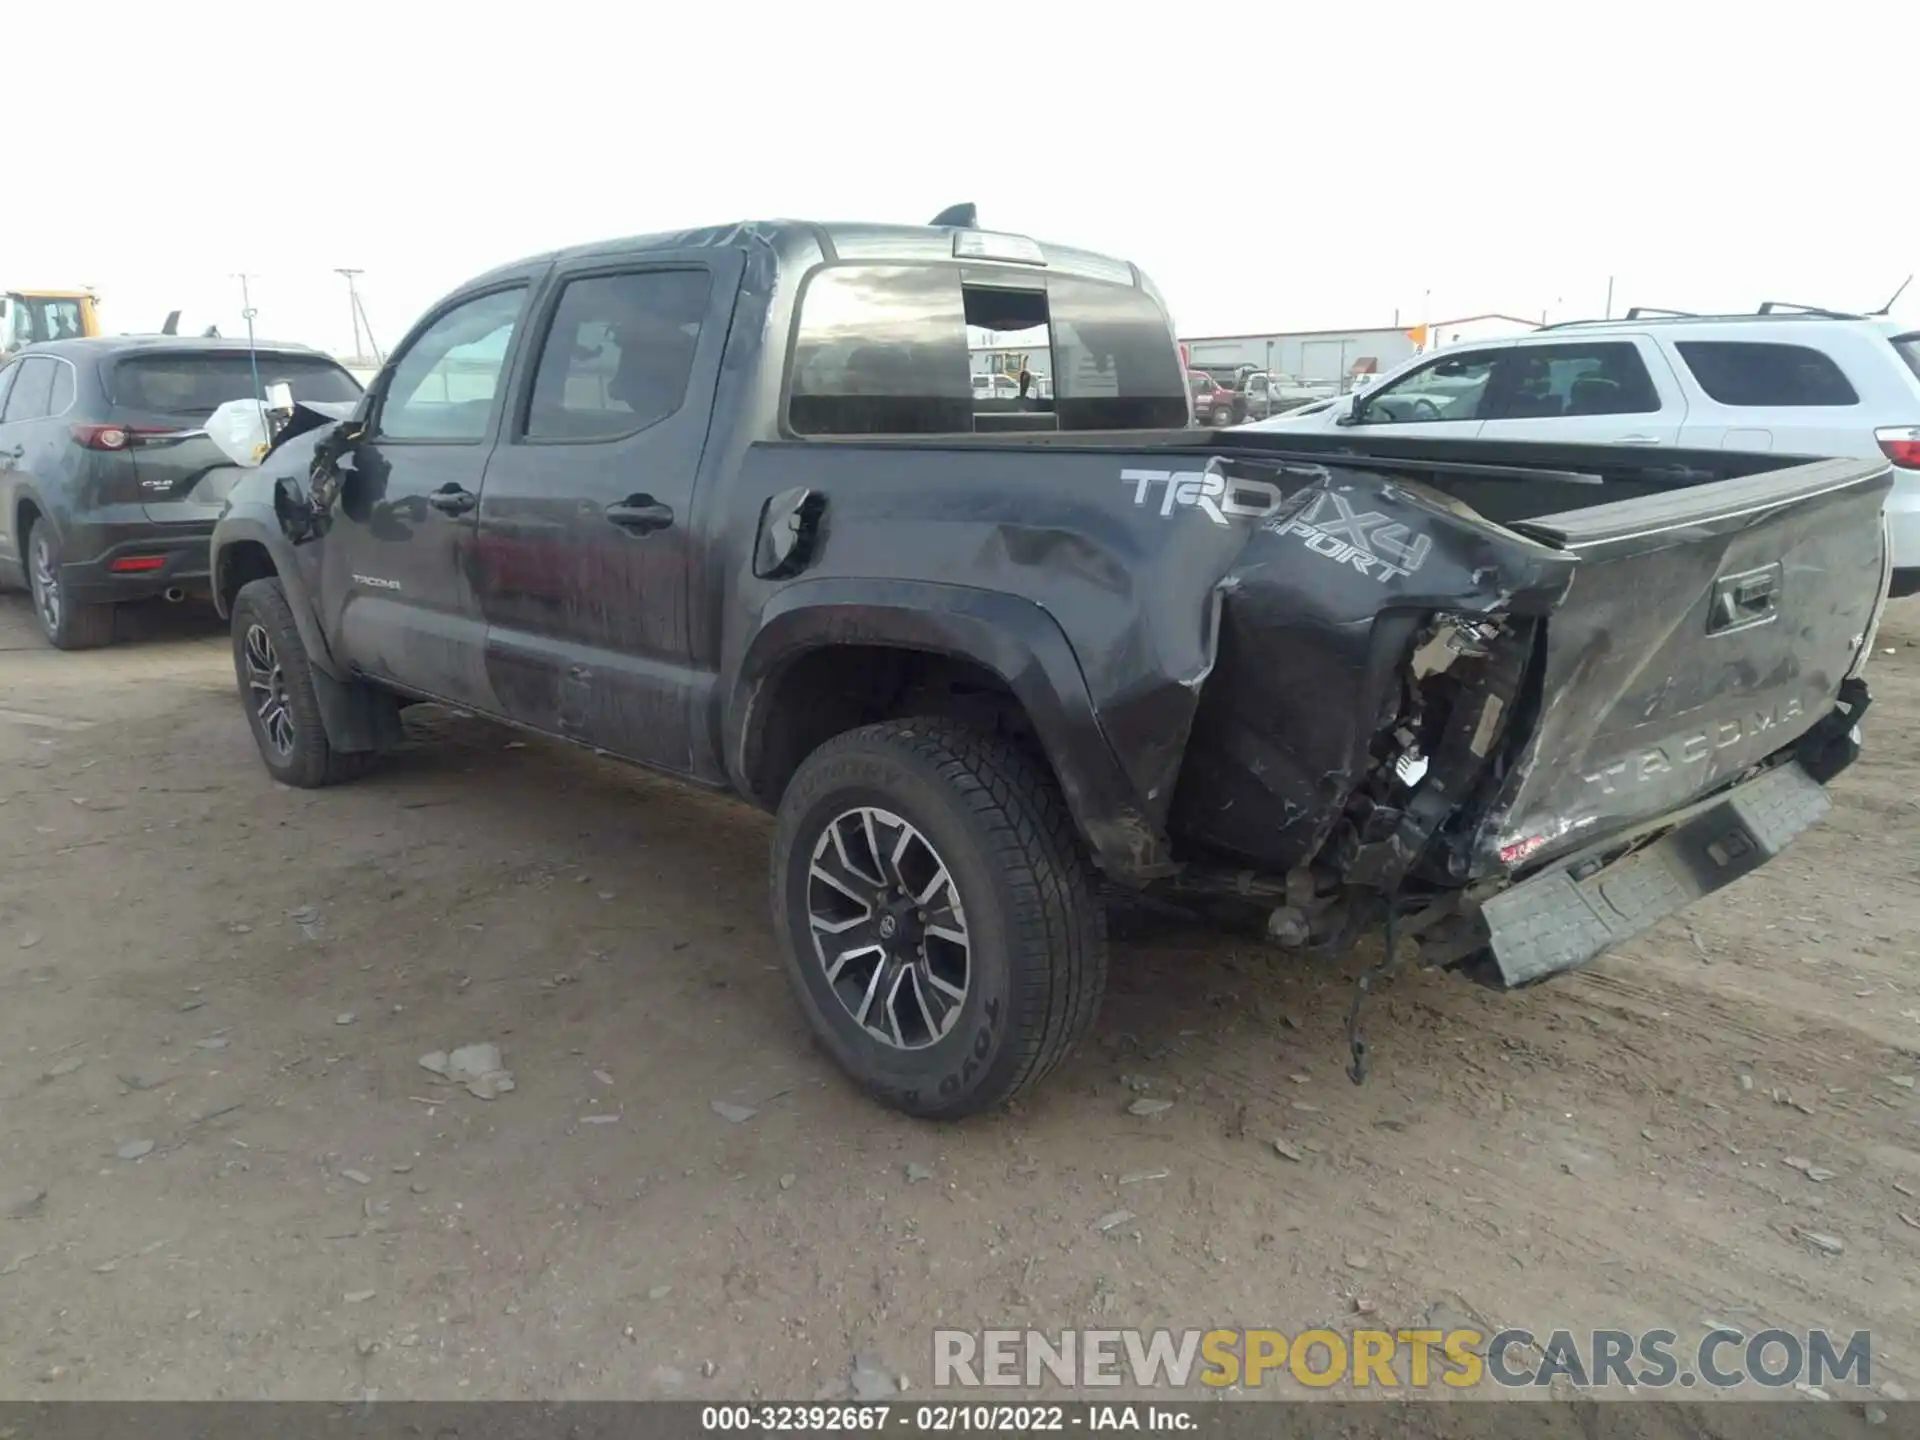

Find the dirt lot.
[{"left": 2, "top": 592, "right": 1917, "bottom": 1404}]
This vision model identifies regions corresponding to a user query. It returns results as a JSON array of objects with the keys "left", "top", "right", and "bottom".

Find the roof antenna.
[
  {"left": 161, "top": 310, "right": 180, "bottom": 336},
  {"left": 929, "top": 203, "right": 977, "bottom": 229},
  {"left": 1870, "top": 274, "right": 1912, "bottom": 316}
]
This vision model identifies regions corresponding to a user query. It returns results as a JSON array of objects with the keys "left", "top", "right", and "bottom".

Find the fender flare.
[
  {"left": 726, "top": 578, "right": 1173, "bottom": 882},
  {"left": 211, "top": 510, "right": 399, "bottom": 756},
  {"left": 210, "top": 510, "right": 343, "bottom": 676}
]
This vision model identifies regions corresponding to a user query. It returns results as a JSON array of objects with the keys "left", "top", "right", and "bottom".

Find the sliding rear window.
[
  {"left": 108, "top": 352, "right": 364, "bottom": 417},
  {"left": 787, "top": 262, "right": 1186, "bottom": 435}
]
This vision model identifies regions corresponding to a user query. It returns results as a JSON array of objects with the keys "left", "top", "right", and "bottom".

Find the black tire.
[
  {"left": 24, "top": 519, "right": 115, "bottom": 650},
  {"left": 772, "top": 718, "right": 1107, "bottom": 1119},
  {"left": 230, "top": 577, "right": 377, "bottom": 788}
]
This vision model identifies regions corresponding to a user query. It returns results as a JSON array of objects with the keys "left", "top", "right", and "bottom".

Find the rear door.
[
  {"left": 1474, "top": 337, "right": 1686, "bottom": 447},
  {"left": 103, "top": 349, "right": 366, "bottom": 525},
  {"left": 471, "top": 250, "right": 738, "bottom": 772}
]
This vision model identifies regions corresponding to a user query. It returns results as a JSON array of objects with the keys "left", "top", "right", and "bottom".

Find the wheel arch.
[
  {"left": 726, "top": 579, "right": 1173, "bottom": 883},
  {"left": 211, "top": 516, "right": 341, "bottom": 677}
]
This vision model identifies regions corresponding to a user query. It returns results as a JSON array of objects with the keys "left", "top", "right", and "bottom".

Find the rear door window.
[
  {"left": 523, "top": 269, "right": 712, "bottom": 441},
  {"left": 110, "top": 353, "right": 363, "bottom": 417},
  {"left": 1674, "top": 341, "right": 1860, "bottom": 407},
  {"left": 1487, "top": 342, "right": 1662, "bottom": 418},
  {"left": 46, "top": 360, "right": 74, "bottom": 416},
  {"left": 1, "top": 357, "right": 55, "bottom": 422}
]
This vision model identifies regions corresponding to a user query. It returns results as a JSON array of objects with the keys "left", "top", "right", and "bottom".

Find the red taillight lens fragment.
[
  {"left": 71, "top": 423, "right": 130, "bottom": 451},
  {"left": 1875, "top": 427, "right": 1920, "bottom": 468}
]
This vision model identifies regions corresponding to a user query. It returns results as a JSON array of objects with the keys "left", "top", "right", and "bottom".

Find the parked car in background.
[
  {"left": 1188, "top": 368, "right": 1245, "bottom": 426},
  {"left": 0, "top": 338, "right": 363, "bottom": 648},
  {"left": 1242, "top": 311, "right": 1920, "bottom": 596}
]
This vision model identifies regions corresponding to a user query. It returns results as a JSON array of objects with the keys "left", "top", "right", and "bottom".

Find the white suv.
[{"left": 1245, "top": 312, "right": 1920, "bottom": 595}]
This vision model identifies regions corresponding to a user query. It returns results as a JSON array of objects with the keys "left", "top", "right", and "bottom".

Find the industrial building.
[{"left": 1181, "top": 314, "right": 1540, "bottom": 388}]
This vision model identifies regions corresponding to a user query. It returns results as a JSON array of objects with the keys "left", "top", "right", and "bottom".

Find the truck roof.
[{"left": 464, "top": 219, "right": 1146, "bottom": 292}]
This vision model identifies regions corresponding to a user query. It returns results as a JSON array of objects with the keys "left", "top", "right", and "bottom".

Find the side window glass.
[
  {"left": 47, "top": 361, "right": 74, "bottom": 416},
  {"left": 524, "top": 270, "right": 712, "bottom": 441},
  {"left": 2, "top": 358, "right": 55, "bottom": 422},
  {"left": 378, "top": 288, "right": 526, "bottom": 442},
  {"left": 789, "top": 265, "right": 972, "bottom": 435},
  {"left": 1489, "top": 342, "right": 1661, "bottom": 419},
  {"left": 0, "top": 362, "right": 19, "bottom": 419},
  {"left": 1364, "top": 351, "right": 1498, "bottom": 424},
  {"left": 1674, "top": 341, "right": 1860, "bottom": 407}
]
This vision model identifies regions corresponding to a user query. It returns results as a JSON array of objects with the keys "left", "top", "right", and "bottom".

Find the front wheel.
[
  {"left": 230, "top": 577, "right": 377, "bottom": 788},
  {"left": 771, "top": 719, "right": 1107, "bottom": 1119}
]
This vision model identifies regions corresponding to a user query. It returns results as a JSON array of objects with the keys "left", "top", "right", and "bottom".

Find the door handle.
[
  {"left": 427, "top": 484, "right": 478, "bottom": 516},
  {"left": 605, "top": 495, "right": 674, "bottom": 534},
  {"left": 0, "top": 444, "right": 22, "bottom": 461},
  {"left": 1611, "top": 435, "right": 1664, "bottom": 446}
]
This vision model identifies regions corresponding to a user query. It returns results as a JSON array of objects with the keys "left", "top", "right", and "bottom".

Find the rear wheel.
[
  {"left": 25, "top": 521, "right": 115, "bottom": 650},
  {"left": 772, "top": 719, "right": 1107, "bottom": 1119},
  {"left": 230, "top": 577, "right": 376, "bottom": 788}
]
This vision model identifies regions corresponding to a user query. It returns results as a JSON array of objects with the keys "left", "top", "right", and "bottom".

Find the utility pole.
[{"left": 335, "top": 268, "right": 365, "bottom": 361}]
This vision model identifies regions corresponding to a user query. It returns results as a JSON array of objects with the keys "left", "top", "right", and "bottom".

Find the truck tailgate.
[{"left": 1475, "top": 456, "right": 1892, "bottom": 872}]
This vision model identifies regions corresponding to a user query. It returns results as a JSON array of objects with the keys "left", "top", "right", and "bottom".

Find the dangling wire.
[
  {"left": 235, "top": 272, "right": 266, "bottom": 438},
  {"left": 1345, "top": 906, "right": 1407, "bottom": 1086}
]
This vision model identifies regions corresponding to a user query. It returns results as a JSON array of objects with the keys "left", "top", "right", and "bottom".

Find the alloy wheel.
[
  {"left": 243, "top": 623, "right": 296, "bottom": 758},
  {"left": 806, "top": 806, "right": 971, "bottom": 1050},
  {"left": 29, "top": 532, "right": 60, "bottom": 636}
]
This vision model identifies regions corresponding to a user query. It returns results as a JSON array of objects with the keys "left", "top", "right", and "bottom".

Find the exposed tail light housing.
[
  {"left": 71, "top": 423, "right": 130, "bottom": 451},
  {"left": 1876, "top": 426, "right": 1920, "bottom": 468},
  {"left": 70, "top": 423, "right": 199, "bottom": 452}
]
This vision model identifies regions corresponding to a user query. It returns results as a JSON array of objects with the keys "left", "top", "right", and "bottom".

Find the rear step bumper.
[{"left": 1477, "top": 760, "right": 1832, "bottom": 987}]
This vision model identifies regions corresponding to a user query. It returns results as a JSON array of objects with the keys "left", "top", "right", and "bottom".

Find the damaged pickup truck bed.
[{"left": 208, "top": 215, "right": 1895, "bottom": 1117}]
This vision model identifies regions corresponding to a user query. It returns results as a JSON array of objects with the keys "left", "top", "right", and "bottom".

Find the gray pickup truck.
[{"left": 208, "top": 211, "right": 1893, "bottom": 1118}]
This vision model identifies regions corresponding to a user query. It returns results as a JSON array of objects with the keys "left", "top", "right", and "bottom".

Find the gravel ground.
[{"left": 1, "top": 592, "right": 1917, "bottom": 1404}]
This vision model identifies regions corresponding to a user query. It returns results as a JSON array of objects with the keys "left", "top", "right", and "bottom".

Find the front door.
[
  {"left": 317, "top": 282, "right": 535, "bottom": 707},
  {"left": 470, "top": 252, "right": 739, "bottom": 773}
]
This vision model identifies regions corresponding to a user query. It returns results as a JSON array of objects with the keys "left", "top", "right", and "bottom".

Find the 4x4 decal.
[{"left": 1271, "top": 489, "right": 1433, "bottom": 583}]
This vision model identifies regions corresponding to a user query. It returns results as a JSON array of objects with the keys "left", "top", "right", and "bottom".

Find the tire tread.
[{"left": 779, "top": 718, "right": 1107, "bottom": 1115}]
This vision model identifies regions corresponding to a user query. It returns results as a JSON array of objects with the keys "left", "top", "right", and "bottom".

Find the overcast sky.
[{"left": 12, "top": 2, "right": 1914, "bottom": 357}]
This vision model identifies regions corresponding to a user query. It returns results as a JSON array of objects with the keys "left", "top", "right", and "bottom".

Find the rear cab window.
[
  {"left": 1674, "top": 341, "right": 1860, "bottom": 407},
  {"left": 787, "top": 261, "right": 1186, "bottom": 435},
  {"left": 108, "top": 352, "right": 363, "bottom": 419}
]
